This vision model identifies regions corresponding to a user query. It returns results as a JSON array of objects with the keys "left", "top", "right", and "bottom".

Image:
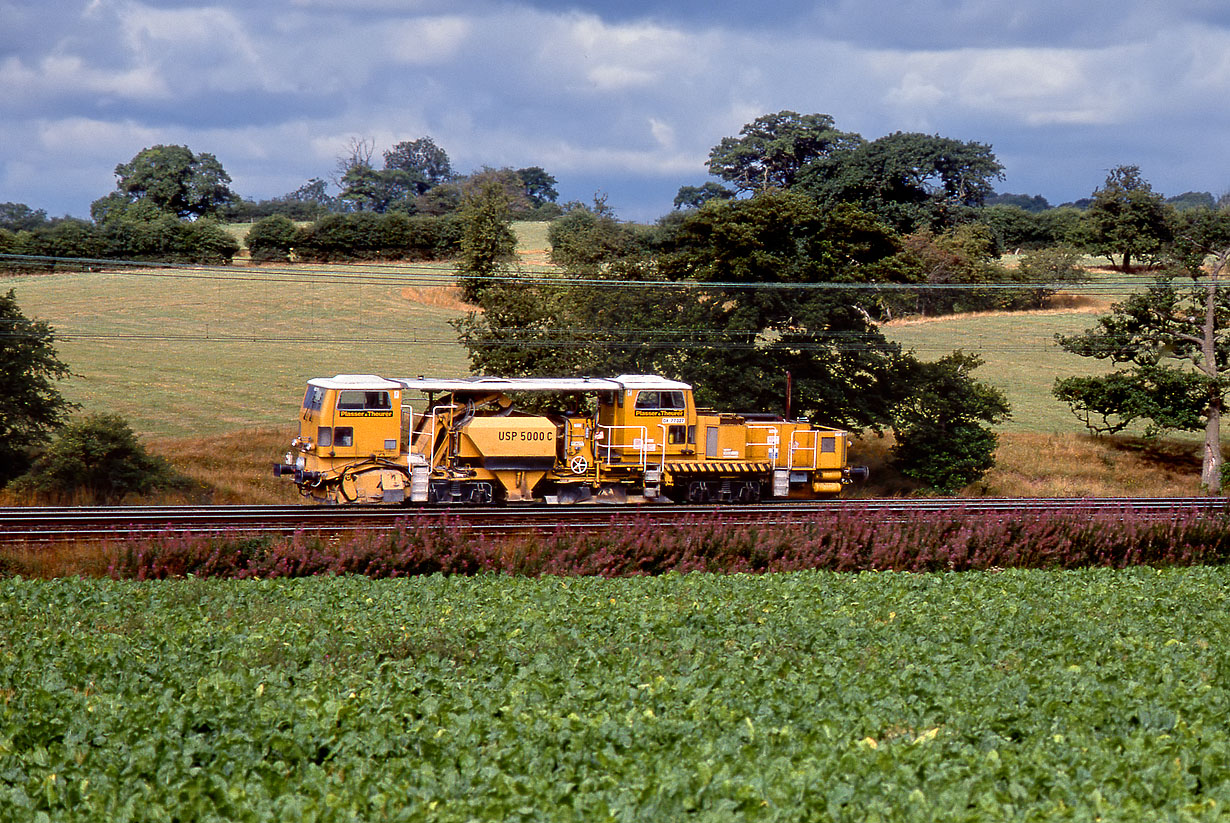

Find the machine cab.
[
  {"left": 298, "top": 375, "right": 403, "bottom": 460},
  {"left": 596, "top": 375, "right": 696, "bottom": 464}
]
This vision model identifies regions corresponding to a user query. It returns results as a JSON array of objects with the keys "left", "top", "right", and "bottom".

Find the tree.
[
  {"left": 1054, "top": 247, "right": 1230, "bottom": 492},
  {"left": 978, "top": 205, "right": 1054, "bottom": 251},
  {"left": 516, "top": 167, "right": 559, "bottom": 206},
  {"left": 706, "top": 111, "right": 863, "bottom": 194},
  {"left": 1083, "top": 165, "right": 1171, "bottom": 271},
  {"left": 985, "top": 193, "right": 1051, "bottom": 212},
  {"left": 91, "top": 145, "right": 239, "bottom": 221},
  {"left": 284, "top": 177, "right": 335, "bottom": 208},
  {"left": 547, "top": 197, "right": 645, "bottom": 272},
  {"left": 891, "top": 351, "right": 1010, "bottom": 492},
  {"left": 384, "top": 137, "right": 455, "bottom": 195},
  {"left": 455, "top": 179, "right": 518, "bottom": 303},
  {"left": 673, "top": 182, "right": 734, "bottom": 210},
  {"left": 465, "top": 191, "right": 918, "bottom": 430},
  {"left": 333, "top": 137, "right": 456, "bottom": 214},
  {"left": 12, "top": 413, "right": 183, "bottom": 503},
  {"left": 464, "top": 168, "right": 537, "bottom": 215},
  {"left": 0, "top": 203, "right": 50, "bottom": 232},
  {"left": 0, "top": 290, "right": 74, "bottom": 483},
  {"left": 798, "top": 131, "right": 1004, "bottom": 231},
  {"left": 332, "top": 137, "right": 376, "bottom": 190},
  {"left": 1167, "top": 191, "right": 1216, "bottom": 212},
  {"left": 338, "top": 163, "right": 415, "bottom": 213},
  {"left": 458, "top": 188, "right": 1011, "bottom": 484}
]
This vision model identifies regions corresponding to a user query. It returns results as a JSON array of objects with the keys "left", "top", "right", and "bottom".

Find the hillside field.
[{"left": 9, "top": 264, "right": 1116, "bottom": 439}]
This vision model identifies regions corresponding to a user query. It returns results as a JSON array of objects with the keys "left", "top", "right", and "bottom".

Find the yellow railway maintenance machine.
[{"left": 275, "top": 374, "right": 867, "bottom": 505}]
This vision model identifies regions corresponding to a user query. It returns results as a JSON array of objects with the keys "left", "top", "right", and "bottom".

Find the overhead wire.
[
  {"left": 0, "top": 251, "right": 1216, "bottom": 354},
  {"left": 0, "top": 252, "right": 1218, "bottom": 292}
]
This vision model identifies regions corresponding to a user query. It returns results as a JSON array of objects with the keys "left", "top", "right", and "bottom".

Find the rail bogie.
[{"left": 274, "top": 374, "right": 867, "bottom": 505}]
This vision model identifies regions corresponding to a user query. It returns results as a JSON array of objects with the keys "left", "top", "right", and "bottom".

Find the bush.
[
  {"left": 245, "top": 214, "right": 299, "bottom": 263},
  {"left": 12, "top": 413, "right": 185, "bottom": 503},
  {"left": 180, "top": 218, "right": 240, "bottom": 264},
  {"left": 16, "top": 219, "right": 104, "bottom": 271},
  {"left": 891, "top": 351, "right": 1011, "bottom": 492}
]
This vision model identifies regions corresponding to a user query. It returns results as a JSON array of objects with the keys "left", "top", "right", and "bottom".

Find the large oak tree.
[{"left": 91, "top": 145, "right": 238, "bottom": 222}]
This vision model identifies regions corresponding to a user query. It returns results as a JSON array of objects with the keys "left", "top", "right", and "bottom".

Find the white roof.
[
  {"left": 308, "top": 374, "right": 404, "bottom": 391},
  {"left": 388, "top": 374, "right": 692, "bottom": 393}
]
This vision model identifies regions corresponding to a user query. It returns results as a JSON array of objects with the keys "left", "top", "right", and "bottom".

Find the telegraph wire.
[
  {"left": 0, "top": 251, "right": 1204, "bottom": 353},
  {"left": 0, "top": 252, "right": 1216, "bottom": 293}
]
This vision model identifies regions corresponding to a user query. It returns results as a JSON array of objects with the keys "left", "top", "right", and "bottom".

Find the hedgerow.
[{"left": 110, "top": 508, "right": 1230, "bottom": 580}]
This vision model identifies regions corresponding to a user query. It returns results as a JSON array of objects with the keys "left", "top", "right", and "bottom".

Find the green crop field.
[{"left": 3, "top": 568, "right": 1228, "bottom": 820}]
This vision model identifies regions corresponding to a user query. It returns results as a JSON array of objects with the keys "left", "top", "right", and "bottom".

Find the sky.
[{"left": 4, "top": 0, "right": 1230, "bottom": 223}]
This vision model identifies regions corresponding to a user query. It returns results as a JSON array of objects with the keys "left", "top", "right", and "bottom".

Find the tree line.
[{"left": 0, "top": 139, "right": 561, "bottom": 270}]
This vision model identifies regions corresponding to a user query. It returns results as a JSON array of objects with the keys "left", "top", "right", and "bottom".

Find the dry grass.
[
  {"left": 978, "top": 431, "right": 1207, "bottom": 498},
  {"left": 148, "top": 426, "right": 303, "bottom": 505},
  {"left": 400, "top": 285, "right": 475, "bottom": 312},
  {"left": 0, "top": 540, "right": 119, "bottom": 578},
  {"left": 850, "top": 430, "right": 1209, "bottom": 498},
  {"left": 883, "top": 298, "right": 1111, "bottom": 328}
]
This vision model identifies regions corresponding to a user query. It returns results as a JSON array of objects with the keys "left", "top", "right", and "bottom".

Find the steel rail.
[{"left": 1, "top": 498, "right": 1226, "bottom": 546}]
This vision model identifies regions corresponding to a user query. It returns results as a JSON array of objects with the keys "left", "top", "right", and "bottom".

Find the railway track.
[{"left": 1, "top": 497, "right": 1226, "bottom": 545}]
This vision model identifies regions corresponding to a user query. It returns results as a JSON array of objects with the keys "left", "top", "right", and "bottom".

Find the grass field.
[
  {"left": 8, "top": 267, "right": 1122, "bottom": 439},
  {"left": 4, "top": 569, "right": 1229, "bottom": 820},
  {"left": 5, "top": 222, "right": 565, "bottom": 439},
  {"left": 8, "top": 264, "right": 470, "bottom": 438},
  {"left": 884, "top": 308, "right": 1115, "bottom": 434}
]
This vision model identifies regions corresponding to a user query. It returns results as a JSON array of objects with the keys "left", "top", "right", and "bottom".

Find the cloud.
[
  {"left": 4, "top": 0, "right": 1230, "bottom": 222},
  {"left": 385, "top": 16, "right": 473, "bottom": 64},
  {"left": 0, "top": 54, "right": 169, "bottom": 109}
]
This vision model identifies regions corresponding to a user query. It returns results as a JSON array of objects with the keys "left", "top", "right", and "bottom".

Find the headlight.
[{"left": 296, "top": 456, "right": 305, "bottom": 470}]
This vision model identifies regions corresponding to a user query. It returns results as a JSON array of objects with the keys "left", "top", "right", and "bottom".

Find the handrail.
[
  {"left": 788, "top": 429, "right": 819, "bottom": 471},
  {"left": 599, "top": 424, "right": 650, "bottom": 467},
  {"left": 417, "top": 404, "right": 462, "bottom": 470}
]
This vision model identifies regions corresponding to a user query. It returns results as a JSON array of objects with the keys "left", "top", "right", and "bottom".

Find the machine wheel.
[{"left": 569, "top": 455, "right": 588, "bottom": 475}]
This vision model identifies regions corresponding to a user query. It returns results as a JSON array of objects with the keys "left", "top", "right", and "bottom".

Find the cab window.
[
  {"left": 338, "top": 390, "right": 391, "bottom": 411},
  {"left": 634, "top": 390, "right": 685, "bottom": 411},
  {"left": 304, "top": 386, "right": 324, "bottom": 411},
  {"left": 317, "top": 427, "right": 354, "bottom": 448}
]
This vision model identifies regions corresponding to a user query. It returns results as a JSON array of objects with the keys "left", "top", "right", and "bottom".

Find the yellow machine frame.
[{"left": 275, "top": 374, "right": 866, "bottom": 505}]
